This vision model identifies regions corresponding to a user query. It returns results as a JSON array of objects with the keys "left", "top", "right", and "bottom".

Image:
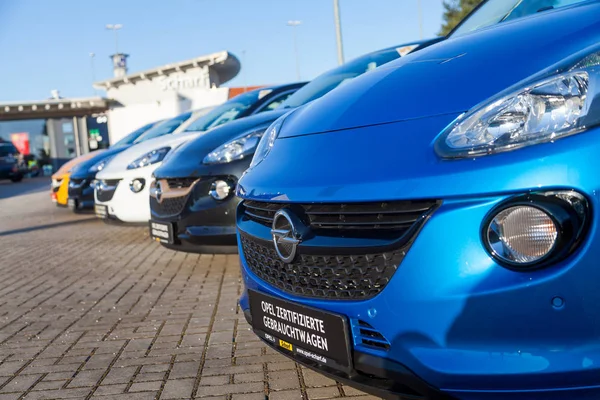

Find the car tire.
[{"left": 10, "top": 174, "right": 23, "bottom": 183}]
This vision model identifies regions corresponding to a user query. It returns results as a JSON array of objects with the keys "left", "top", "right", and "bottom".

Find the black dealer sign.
[{"left": 248, "top": 290, "right": 351, "bottom": 368}]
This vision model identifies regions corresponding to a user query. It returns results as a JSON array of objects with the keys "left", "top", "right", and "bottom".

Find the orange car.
[{"left": 51, "top": 151, "right": 105, "bottom": 206}]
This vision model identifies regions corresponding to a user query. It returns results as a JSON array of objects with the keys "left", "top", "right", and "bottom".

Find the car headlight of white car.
[
  {"left": 435, "top": 47, "right": 600, "bottom": 158},
  {"left": 203, "top": 127, "right": 268, "bottom": 165},
  {"left": 89, "top": 155, "right": 114, "bottom": 173},
  {"left": 127, "top": 147, "right": 170, "bottom": 170}
]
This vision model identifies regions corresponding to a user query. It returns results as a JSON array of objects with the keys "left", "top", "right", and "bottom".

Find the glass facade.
[
  {"left": 0, "top": 116, "right": 106, "bottom": 172},
  {"left": 0, "top": 119, "right": 50, "bottom": 167}
]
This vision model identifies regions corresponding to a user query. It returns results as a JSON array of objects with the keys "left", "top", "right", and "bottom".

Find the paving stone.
[
  {"left": 92, "top": 383, "right": 127, "bottom": 395},
  {"left": 129, "top": 380, "right": 162, "bottom": 392},
  {"left": 307, "top": 386, "right": 342, "bottom": 399},
  {"left": 160, "top": 378, "right": 195, "bottom": 399},
  {"left": 269, "top": 370, "right": 300, "bottom": 391},
  {"left": 194, "top": 382, "right": 264, "bottom": 397}
]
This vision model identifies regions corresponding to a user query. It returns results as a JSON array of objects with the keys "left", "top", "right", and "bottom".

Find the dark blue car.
[
  {"left": 0, "top": 142, "right": 23, "bottom": 183},
  {"left": 66, "top": 120, "right": 160, "bottom": 211},
  {"left": 236, "top": 1, "right": 600, "bottom": 399}
]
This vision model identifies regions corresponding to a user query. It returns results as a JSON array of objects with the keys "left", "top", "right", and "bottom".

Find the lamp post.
[
  {"left": 287, "top": 20, "right": 302, "bottom": 81},
  {"left": 333, "top": 0, "right": 345, "bottom": 65},
  {"left": 105, "top": 24, "right": 123, "bottom": 54},
  {"left": 90, "top": 52, "right": 97, "bottom": 95}
]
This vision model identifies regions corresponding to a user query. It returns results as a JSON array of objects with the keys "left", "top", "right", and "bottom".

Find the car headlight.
[
  {"left": 203, "top": 128, "right": 268, "bottom": 165},
  {"left": 89, "top": 156, "right": 114, "bottom": 173},
  {"left": 435, "top": 48, "right": 600, "bottom": 158},
  {"left": 127, "top": 147, "right": 170, "bottom": 170},
  {"left": 249, "top": 114, "right": 289, "bottom": 169}
]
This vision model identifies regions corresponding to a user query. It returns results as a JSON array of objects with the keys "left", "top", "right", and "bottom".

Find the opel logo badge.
[
  {"left": 271, "top": 209, "right": 301, "bottom": 263},
  {"left": 154, "top": 181, "right": 163, "bottom": 203}
]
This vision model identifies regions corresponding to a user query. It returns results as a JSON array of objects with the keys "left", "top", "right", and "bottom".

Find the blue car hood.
[
  {"left": 279, "top": 2, "right": 600, "bottom": 138},
  {"left": 69, "top": 145, "right": 130, "bottom": 179},
  {"left": 154, "top": 109, "right": 288, "bottom": 178}
]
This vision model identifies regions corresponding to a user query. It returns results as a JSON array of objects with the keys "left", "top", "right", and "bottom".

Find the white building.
[{"left": 93, "top": 51, "right": 241, "bottom": 144}]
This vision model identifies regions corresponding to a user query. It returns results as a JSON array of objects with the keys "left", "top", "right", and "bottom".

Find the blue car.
[
  {"left": 236, "top": 1, "right": 600, "bottom": 399},
  {"left": 66, "top": 120, "right": 161, "bottom": 211}
]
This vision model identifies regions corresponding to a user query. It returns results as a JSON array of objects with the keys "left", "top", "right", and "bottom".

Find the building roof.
[
  {"left": 93, "top": 51, "right": 241, "bottom": 90},
  {"left": 0, "top": 97, "right": 109, "bottom": 121}
]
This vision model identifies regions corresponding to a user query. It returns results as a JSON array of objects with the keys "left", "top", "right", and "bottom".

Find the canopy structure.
[{"left": 0, "top": 97, "right": 109, "bottom": 121}]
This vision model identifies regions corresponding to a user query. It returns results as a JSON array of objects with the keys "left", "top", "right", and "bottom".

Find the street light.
[
  {"left": 105, "top": 24, "right": 123, "bottom": 54},
  {"left": 333, "top": 0, "right": 345, "bottom": 65},
  {"left": 89, "top": 52, "right": 97, "bottom": 95},
  {"left": 287, "top": 20, "right": 302, "bottom": 81}
]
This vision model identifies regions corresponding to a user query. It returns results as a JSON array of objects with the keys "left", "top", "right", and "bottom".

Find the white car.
[
  {"left": 94, "top": 130, "right": 204, "bottom": 223},
  {"left": 93, "top": 110, "right": 207, "bottom": 223},
  {"left": 94, "top": 84, "right": 304, "bottom": 224}
]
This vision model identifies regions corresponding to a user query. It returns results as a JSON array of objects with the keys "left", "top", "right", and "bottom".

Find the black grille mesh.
[
  {"left": 96, "top": 180, "right": 120, "bottom": 202},
  {"left": 150, "top": 196, "right": 189, "bottom": 217},
  {"left": 240, "top": 234, "right": 406, "bottom": 300},
  {"left": 166, "top": 177, "right": 197, "bottom": 189}
]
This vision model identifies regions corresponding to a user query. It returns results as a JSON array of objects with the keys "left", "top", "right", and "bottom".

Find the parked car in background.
[
  {"left": 0, "top": 142, "right": 24, "bottom": 183},
  {"left": 147, "top": 41, "right": 435, "bottom": 252},
  {"left": 236, "top": 1, "right": 600, "bottom": 399},
  {"left": 66, "top": 120, "right": 167, "bottom": 212},
  {"left": 94, "top": 83, "right": 305, "bottom": 224},
  {"left": 51, "top": 151, "right": 105, "bottom": 206}
]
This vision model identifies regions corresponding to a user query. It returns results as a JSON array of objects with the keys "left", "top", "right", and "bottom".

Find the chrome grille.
[{"left": 243, "top": 200, "right": 439, "bottom": 232}]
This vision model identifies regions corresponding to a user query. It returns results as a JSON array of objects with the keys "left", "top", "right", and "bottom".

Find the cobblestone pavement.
[{"left": 0, "top": 178, "right": 379, "bottom": 400}]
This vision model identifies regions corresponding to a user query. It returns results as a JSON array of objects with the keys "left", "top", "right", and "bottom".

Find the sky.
[{"left": 0, "top": 0, "right": 444, "bottom": 102}]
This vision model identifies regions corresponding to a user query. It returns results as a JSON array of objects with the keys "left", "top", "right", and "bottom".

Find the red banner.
[{"left": 10, "top": 133, "right": 30, "bottom": 155}]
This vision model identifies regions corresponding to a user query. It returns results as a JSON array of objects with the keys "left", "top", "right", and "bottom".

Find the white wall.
[{"left": 102, "top": 66, "right": 231, "bottom": 144}]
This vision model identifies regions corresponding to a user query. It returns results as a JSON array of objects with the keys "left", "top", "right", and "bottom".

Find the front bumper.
[
  {"left": 51, "top": 175, "right": 70, "bottom": 206},
  {"left": 236, "top": 119, "right": 600, "bottom": 399},
  {"left": 238, "top": 193, "right": 600, "bottom": 399},
  {"left": 94, "top": 165, "right": 158, "bottom": 223},
  {"left": 0, "top": 164, "right": 21, "bottom": 180},
  {"left": 150, "top": 161, "right": 250, "bottom": 249},
  {"left": 67, "top": 175, "right": 95, "bottom": 210}
]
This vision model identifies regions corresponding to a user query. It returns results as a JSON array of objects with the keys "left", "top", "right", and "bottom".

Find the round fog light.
[
  {"left": 486, "top": 206, "right": 558, "bottom": 265},
  {"left": 130, "top": 179, "right": 145, "bottom": 193},
  {"left": 209, "top": 180, "right": 231, "bottom": 200}
]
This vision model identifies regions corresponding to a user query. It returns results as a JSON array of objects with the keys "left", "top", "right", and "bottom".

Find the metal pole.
[
  {"left": 333, "top": 0, "right": 345, "bottom": 65},
  {"left": 292, "top": 26, "right": 300, "bottom": 80},
  {"left": 287, "top": 21, "right": 302, "bottom": 80},
  {"left": 114, "top": 29, "right": 119, "bottom": 54},
  {"left": 90, "top": 53, "right": 97, "bottom": 95},
  {"left": 418, "top": 0, "right": 423, "bottom": 39}
]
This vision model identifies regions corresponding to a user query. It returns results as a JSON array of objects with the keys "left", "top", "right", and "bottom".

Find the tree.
[{"left": 439, "top": 0, "right": 483, "bottom": 36}]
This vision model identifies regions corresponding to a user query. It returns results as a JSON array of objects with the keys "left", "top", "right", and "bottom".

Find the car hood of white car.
[{"left": 96, "top": 131, "right": 203, "bottom": 180}]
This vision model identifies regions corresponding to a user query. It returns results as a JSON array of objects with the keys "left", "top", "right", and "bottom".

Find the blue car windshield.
[
  {"left": 451, "top": 0, "right": 590, "bottom": 37},
  {"left": 112, "top": 122, "right": 158, "bottom": 147},
  {"left": 184, "top": 90, "right": 265, "bottom": 132},
  {"left": 279, "top": 48, "right": 401, "bottom": 109},
  {"left": 133, "top": 112, "right": 192, "bottom": 143}
]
